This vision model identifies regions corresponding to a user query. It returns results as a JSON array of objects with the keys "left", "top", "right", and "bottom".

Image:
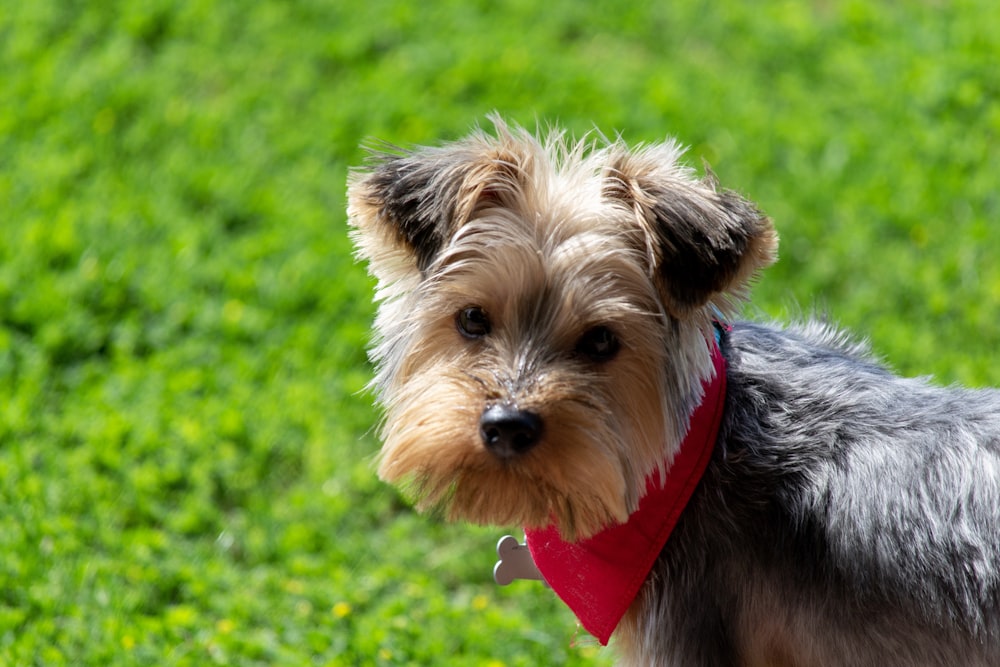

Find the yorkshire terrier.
[{"left": 347, "top": 116, "right": 1000, "bottom": 666}]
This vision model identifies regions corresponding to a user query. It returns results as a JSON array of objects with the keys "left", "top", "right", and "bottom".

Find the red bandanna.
[{"left": 524, "top": 343, "right": 726, "bottom": 645}]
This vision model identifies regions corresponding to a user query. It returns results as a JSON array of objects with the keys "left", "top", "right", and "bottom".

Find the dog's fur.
[{"left": 347, "top": 117, "right": 1000, "bottom": 665}]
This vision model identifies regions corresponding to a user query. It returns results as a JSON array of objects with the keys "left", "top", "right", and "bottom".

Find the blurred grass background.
[{"left": 1, "top": 1, "right": 998, "bottom": 665}]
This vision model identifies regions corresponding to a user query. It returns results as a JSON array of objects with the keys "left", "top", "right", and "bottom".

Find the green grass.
[{"left": 2, "top": 1, "right": 999, "bottom": 664}]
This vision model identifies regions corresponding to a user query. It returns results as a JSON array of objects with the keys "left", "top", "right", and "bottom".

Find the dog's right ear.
[
  {"left": 347, "top": 130, "right": 527, "bottom": 282},
  {"left": 347, "top": 147, "right": 466, "bottom": 278}
]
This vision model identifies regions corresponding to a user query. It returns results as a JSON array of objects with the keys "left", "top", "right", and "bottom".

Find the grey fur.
[
  {"left": 348, "top": 119, "right": 1000, "bottom": 665},
  {"left": 640, "top": 320, "right": 1000, "bottom": 665}
]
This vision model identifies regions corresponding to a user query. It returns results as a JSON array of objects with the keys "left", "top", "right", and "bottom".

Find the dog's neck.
[{"left": 523, "top": 336, "right": 727, "bottom": 645}]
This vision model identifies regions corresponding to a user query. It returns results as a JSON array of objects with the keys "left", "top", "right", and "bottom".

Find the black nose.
[{"left": 479, "top": 405, "right": 543, "bottom": 458}]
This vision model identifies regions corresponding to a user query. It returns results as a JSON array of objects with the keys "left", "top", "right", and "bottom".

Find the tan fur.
[
  {"left": 348, "top": 116, "right": 775, "bottom": 543},
  {"left": 349, "top": 118, "right": 1000, "bottom": 665}
]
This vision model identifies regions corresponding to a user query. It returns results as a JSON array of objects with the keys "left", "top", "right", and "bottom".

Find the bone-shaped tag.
[{"left": 493, "top": 535, "right": 546, "bottom": 585}]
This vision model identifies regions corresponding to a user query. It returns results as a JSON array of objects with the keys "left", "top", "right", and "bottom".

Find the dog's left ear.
[{"left": 604, "top": 145, "right": 778, "bottom": 316}]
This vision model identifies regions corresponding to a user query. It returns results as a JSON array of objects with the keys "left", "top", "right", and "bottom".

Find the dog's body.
[
  {"left": 624, "top": 320, "right": 1000, "bottom": 665},
  {"left": 347, "top": 117, "right": 1000, "bottom": 665}
]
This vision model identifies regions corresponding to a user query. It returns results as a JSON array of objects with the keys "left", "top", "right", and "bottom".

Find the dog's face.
[{"left": 348, "top": 118, "right": 776, "bottom": 540}]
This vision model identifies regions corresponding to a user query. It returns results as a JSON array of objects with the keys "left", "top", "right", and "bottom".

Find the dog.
[{"left": 347, "top": 116, "right": 1000, "bottom": 666}]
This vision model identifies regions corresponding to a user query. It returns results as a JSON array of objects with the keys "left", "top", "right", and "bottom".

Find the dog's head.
[{"left": 348, "top": 117, "right": 776, "bottom": 540}]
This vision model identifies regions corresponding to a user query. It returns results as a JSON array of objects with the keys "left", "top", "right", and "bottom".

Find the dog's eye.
[
  {"left": 576, "top": 326, "right": 620, "bottom": 362},
  {"left": 456, "top": 306, "right": 491, "bottom": 338}
]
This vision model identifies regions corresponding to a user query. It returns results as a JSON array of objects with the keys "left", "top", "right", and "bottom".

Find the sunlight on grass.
[{"left": 2, "top": 1, "right": 999, "bottom": 664}]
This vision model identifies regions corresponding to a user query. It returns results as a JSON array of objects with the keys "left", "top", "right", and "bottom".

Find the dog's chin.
[{"left": 377, "top": 441, "right": 635, "bottom": 542}]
